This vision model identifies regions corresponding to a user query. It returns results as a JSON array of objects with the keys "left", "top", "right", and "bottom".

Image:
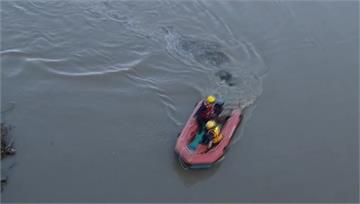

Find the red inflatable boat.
[{"left": 175, "top": 101, "right": 243, "bottom": 169}]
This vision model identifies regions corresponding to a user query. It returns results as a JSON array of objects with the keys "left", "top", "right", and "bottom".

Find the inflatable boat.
[{"left": 175, "top": 101, "right": 243, "bottom": 169}]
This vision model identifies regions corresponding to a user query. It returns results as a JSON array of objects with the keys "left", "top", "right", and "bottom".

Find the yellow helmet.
[
  {"left": 206, "top": 120, "right": 217, "bottom": 130},
  {"left": 206, "top": 95, "right": 216, "bottom": 104}
]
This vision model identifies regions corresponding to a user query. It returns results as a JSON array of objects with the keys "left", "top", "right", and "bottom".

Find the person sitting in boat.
[
  {"left": 203, "top": 120, "right": 224, "bottom": 148},
  {"left": 195, "top": 95, "right": 223, "bottom": 130}
]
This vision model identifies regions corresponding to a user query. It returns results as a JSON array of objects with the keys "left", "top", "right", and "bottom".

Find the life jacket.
[
  {"left": 208, "top": 126, "right": 223, "bottom": 144},
  {"left": 199, "top": 102, "right": 215, "bottom": 121}
]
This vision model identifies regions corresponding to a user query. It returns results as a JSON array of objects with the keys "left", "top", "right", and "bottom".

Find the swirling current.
[{"left": 1, "top": 0, "right": 358, "bottom": 202}]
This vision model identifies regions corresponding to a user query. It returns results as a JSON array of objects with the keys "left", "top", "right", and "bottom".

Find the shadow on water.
[
  {"left": 163, "top": 26, "right": 232, "bottom": 69},
  {"left": 215, "top": 70, "right": 235, "bottom": 86},
  {"left": 163, "top": 26, "right": 264, "bottom": 108},
  {"left": 178, "top": 38, "right": 231, "bottom": 67}
]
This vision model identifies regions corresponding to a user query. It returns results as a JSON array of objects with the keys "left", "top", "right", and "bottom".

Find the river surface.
[{"left": 1, "top": 0, "right": 358, "bottom": 202}]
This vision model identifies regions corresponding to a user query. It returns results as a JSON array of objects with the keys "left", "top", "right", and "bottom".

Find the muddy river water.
[{"left": 1, "top": 0, "right": 358, "bottom": 202}]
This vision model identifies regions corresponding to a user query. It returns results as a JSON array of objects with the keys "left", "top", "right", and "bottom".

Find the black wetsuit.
[
  {"left": 202, "top": 130, "right": 214, "bottom": 144},
  {"left": 195, "top": 101, "right": 224, "bottom": 131}
]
